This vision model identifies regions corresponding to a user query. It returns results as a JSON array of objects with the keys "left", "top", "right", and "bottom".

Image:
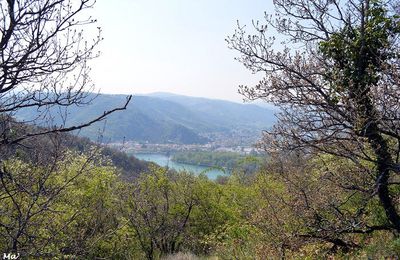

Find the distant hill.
[
  {"left": 15, "top": 92, "right": 276, "bottom": 144},
  {"left": 148, "top": 92, "right": 277, "bottom": 129}
]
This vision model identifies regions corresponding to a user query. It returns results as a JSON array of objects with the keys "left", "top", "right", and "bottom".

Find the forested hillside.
[
  {"left": 0, "top": 121, "right": 150, "bottom": 179},
  {"left": 15, "top": 93, "right": 276, "bottom": 144},
  {"left": 149, "top": 92, "right": 277, "bottom": 129}
]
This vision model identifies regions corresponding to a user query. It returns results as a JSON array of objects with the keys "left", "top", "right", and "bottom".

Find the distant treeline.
[{"left": 172, "top": 151, "right": 262, "bottom": 170}]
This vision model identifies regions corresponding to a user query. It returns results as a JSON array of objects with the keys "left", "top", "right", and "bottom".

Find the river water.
[{"left": 134, "top": 153, "right": 227, "bottom": 180}]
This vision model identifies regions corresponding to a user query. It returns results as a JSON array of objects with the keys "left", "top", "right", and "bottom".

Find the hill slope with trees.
[{"left": 15, "top": 93, "right": 276, "bottom": 144}]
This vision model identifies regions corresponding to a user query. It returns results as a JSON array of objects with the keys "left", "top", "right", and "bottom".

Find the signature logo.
[{"left": 2, "top": 253, "right": 20, "bottom": 260}]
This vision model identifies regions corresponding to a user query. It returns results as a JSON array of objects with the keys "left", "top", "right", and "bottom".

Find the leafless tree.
[
  {"left": 228, "top": 0, "right": 400, "bottom": 234},
  {"left": 0, "top": 0, "right": 131, "bottom": 148}
]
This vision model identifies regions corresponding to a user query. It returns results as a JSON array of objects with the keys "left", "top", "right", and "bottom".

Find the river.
[{"left": 134, "top": 153, "right": 228, "bottom": 180}]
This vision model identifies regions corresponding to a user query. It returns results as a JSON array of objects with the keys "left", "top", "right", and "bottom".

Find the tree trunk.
[
  {"left": 358, "top": 88, "right": 400, "bottom": 232},
  {"left": 368, "top": 129, "right": 400, "bottom": 232}
]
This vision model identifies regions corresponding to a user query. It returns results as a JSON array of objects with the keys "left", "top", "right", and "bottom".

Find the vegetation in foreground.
[{"left": 1, "top": 144, "right": 399, "bottom": 259}]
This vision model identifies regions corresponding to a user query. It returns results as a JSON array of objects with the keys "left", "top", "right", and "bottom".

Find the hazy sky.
[{"left": 88, "top": 0, "right": 274, "bottom": 102}]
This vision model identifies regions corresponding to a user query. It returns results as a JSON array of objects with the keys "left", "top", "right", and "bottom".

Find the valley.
[
  {"left": 109, "top": 140, "right": 262, "bottom": 180},
  {"left": 15, "top": 92, "right": 276, "bottom": 145}
]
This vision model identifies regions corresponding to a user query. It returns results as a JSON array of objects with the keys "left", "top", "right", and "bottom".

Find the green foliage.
[
  {"left": 119, "top": 167, "right": 245, "bottom": 259},
  {"left": 319, "top": 1, "right": 400, "bottom": 99},
  {"left": 0, "top": 148, "right": 258, "bottom": 258},
  {"left": 204, "top": 222, "right": 262, "bottom": 259},
  {"left": 0, "top": 151, "right": 121, "bottom": 257},
  {"left": 172, "top": 151, "right": 262, "bottom": 172},
  {"left": 1, "top": 146, "right": 399, "bottom": 259}
]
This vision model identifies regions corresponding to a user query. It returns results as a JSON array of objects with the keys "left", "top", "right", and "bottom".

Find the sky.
[{"left": 88, "top": 0, "right": 274, "bottom": 102}]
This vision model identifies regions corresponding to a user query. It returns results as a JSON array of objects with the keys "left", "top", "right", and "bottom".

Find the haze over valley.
[{"left": 16, "top": 92, "right": 276, "bottom": 151}]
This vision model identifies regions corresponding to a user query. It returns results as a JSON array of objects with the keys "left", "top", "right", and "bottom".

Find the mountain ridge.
[{"left": 15, "top": 92, "right": 277, "bottom": 144}]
